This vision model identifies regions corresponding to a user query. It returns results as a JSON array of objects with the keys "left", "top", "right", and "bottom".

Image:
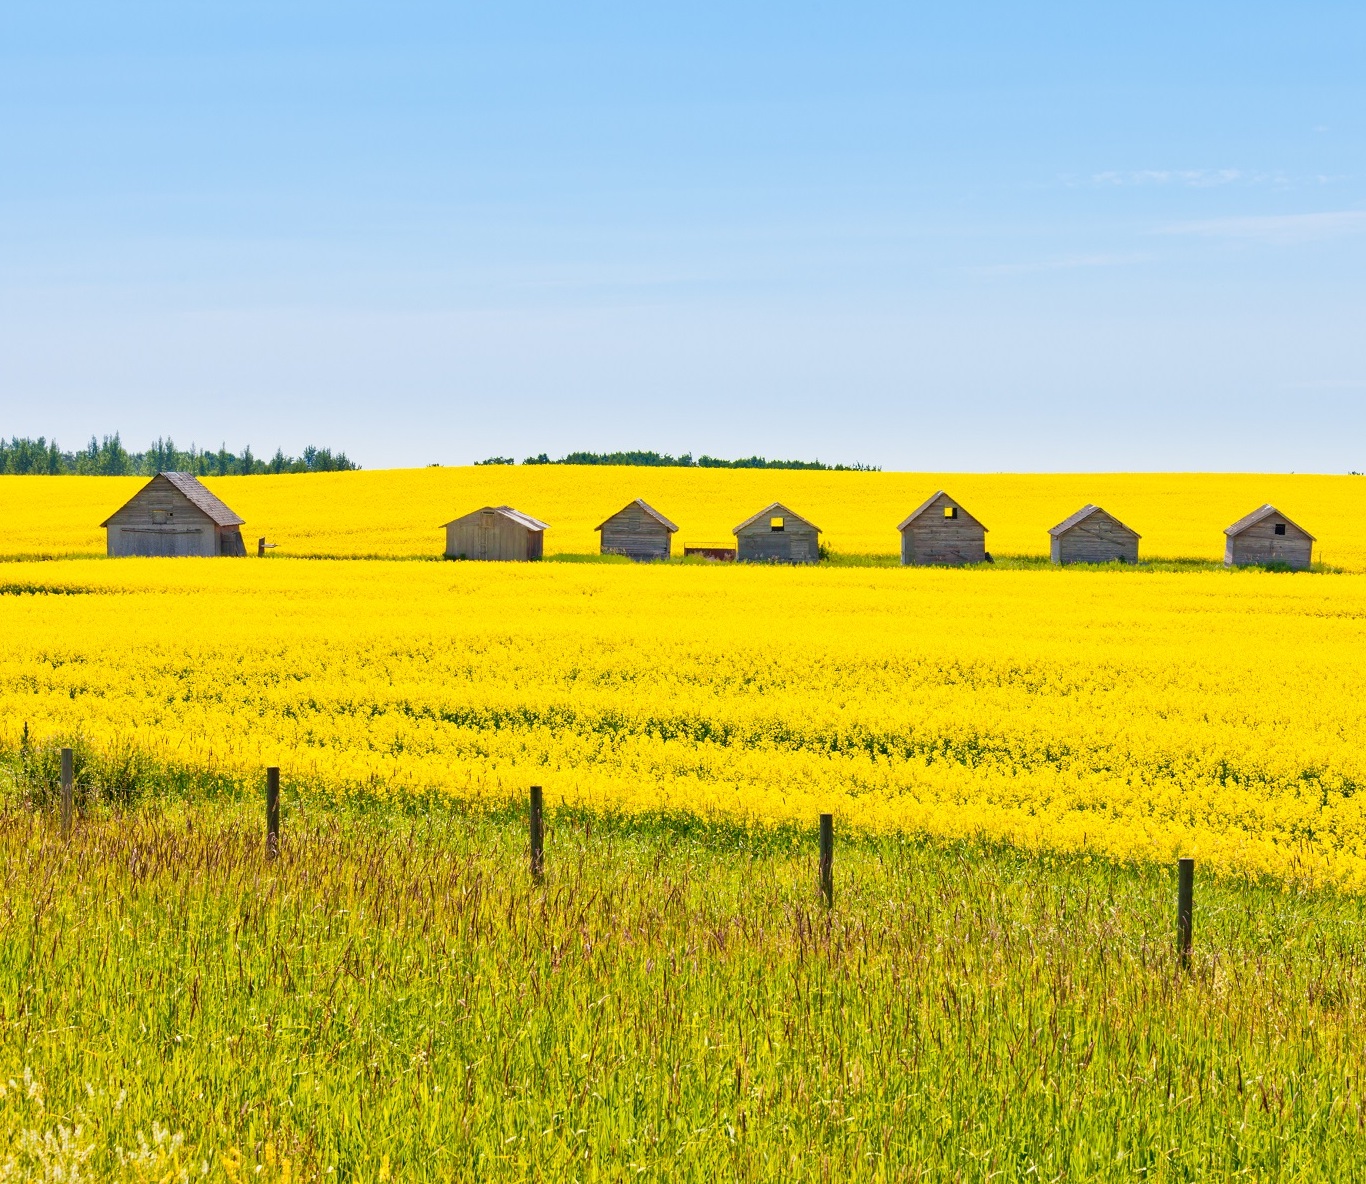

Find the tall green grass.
[{"left": 0, "top": 794, "right": 1362, "bottom": 1181}]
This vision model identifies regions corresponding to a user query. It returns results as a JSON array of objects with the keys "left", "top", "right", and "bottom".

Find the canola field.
[
  {"left": 6, "top": 468, "right": 1366, "bottom": 1176},
  {"left": 4, "top": 548, "right": 1366, "bottom": 888},
  {"left": 2, "top": 467, "right": 1365, "bottom": 567}
]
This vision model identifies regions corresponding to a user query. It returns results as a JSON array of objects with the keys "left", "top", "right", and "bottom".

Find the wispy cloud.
[
  {"left": 1073, "top": 169, "right": 1332, "bottom": 191},
  {"left": 1091, "top": 168, "right": 1251, "bottom": 188},
  {"left": 1159, "top": 210, "right": 1366, "bottom": 244},
  {"left": 972, "top": 252, "right": 1149, "bottom": 277}
]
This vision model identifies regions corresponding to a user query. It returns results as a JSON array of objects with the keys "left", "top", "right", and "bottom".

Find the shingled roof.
[
  {"left": 897, "top": 490, "right": 987, "bottom": 533},
  {"left": 595, "top": 498, "right": 678, "bottom": 533},
  {"left": 441, "top": 505, "right": 550, "bottom": 531},
  {"left": 100, "top": 472, "right": 245, "bottom": 528},
  {"left": 1048, "top": 504, "right": 1139, "bottom": 539},
  {"left": 732, "top": 502, "right": 821, "bottom": 535},
  {"left": 1225, "top": 504, "right": 1315, "bottom": 541},
  {"left": 161, "top": 472, "right": 245, "bottom": 526}
]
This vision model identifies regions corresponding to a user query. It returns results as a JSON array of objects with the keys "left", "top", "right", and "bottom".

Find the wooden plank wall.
[
  {"left": 600, "top": 504, "right": 672, "bottom": 560},
  {"left": 1052, "top": 515, "right": 1139, "bottom": 564},
  {"left": 109, "top": 525, "right": 216, "bottom": 557},
  {"left": 1226, "top": 520, "right": 1313, "bottom": 569},
  {"left": 445, "top": 513, "right": 539, "bottom": 561},
  {"left": 901, "top": 496, "right": 987, "bottom": 565},
  {"left": 735, "top": 521, "right": 820, "bottom": 564},
  {"left": 106, "top": 484, "right": 221, "bottom": 557}
]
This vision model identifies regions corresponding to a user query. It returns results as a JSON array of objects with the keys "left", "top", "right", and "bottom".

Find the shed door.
[
  {"left": 478, "top": 511, "right": 496, "bottom": 560},
  {"left": 157, "top": 529, "right": 203, "bottom": 556},
  {"left": 126, "top": 527, "right": 202, "bottom": 556}
]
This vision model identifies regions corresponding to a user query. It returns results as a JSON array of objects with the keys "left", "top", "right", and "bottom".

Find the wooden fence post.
[
  {"left": 530, "top": 786, "right": 544, "bottom": 880},
  {"left": 819, "top": 813, "right": 833, "bottom": 907},
  {"left": 266, "top": 767, "right": 281, "bottom": 860},
  {"left": 60, "top": 747, "right": 73, "bottom": 842},
  {"left": 1177, "top": 857, "right": 1194, "bottom": 968}
]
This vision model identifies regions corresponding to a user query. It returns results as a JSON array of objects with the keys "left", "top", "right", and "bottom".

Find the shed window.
[
  {"left": 151, "top": 510, "right": 169, "bottom": 525},
  {"left": 1274, "top": 523, "right": 1286, "bottom": 536},
  {"left": 770, "top": 517, "right": 785, "bottom": 531},
  {"left": 943, "top": 506, "right": 958, "bottom": 519}
]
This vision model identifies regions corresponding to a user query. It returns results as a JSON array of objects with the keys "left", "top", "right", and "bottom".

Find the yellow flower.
[{"left": 2, "top": 539, "right": 1365, "bottom": 888}]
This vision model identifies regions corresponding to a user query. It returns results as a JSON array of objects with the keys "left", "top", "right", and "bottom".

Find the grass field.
[
  {"left": 2, "top": 467, "right": 1364, "bottom": 567},
  {"left": 2, "top": 800, "right": 1364, "bottom": 1181}
]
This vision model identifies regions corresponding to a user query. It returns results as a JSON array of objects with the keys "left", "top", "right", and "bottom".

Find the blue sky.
[{"left": 1, "top": 1, "right": 1363, "bottom": 470}]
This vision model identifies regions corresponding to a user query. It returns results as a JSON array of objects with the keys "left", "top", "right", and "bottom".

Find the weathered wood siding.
[
  {"left": 735, "top": 519, "right": 820, "bottom": 564},
  {"left": 106, "top": 489, "right": 220, "bottom": 558},
  {"left": 445, "top": 512, "right": 542, "bottom": 561},
  {"left": 900, "top": 496, "right": 987, "bottom": 566},
  {"left": 1051, "top": 513, "right": 1139, "bottom": 565},
  {"left": 1226, "top": 520, "right": 1313, "bottom": 569},
  {"left": 599, "top": 503, "right": 672, "bottom": 560},
  {"left": 219, "top": 530, "right": 247, "bottom": 556}
]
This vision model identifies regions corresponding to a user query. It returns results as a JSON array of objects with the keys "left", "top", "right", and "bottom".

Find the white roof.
[{"left": 441, "top": 505, "right": 549, "bottom": 531}]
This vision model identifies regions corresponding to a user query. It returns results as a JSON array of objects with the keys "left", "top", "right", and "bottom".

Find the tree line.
[
  {"left": 0, "top": 434, "right": 358, "bottom": 476},
  {"left": 476, "top": 450, "right": 880, "bottom": 471}
]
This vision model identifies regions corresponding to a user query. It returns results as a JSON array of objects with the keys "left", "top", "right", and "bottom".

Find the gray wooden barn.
[
  {"left": 443, "top": 505, "right": 548, "bottom": 561},
  {"left": 898, "top": 491, "right": 988, "bottom": 566},
  {"left": 596, "top": 499, "right": 678, "bottom": 561},
  {"left": 1224, "top": 505, "right": 1314, "bottom": 569},
  {"left": 102, "top": 472, "right": 247, "bottom": 557},
  {"left": 1048, "top": 505, "right": 1139, "bottom": 565},
  {"left": 733, "top": 502, "right": 821, "bottom": 564}
]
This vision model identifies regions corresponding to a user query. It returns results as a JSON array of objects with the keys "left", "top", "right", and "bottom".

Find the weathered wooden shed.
[
  {"left": 732, "top": 503, "right": 821, "bottom": 564},
  {"left": 102, "top": 472, "right": 247, "bottom": 557},
  {"left": 898, "top": 491, "right": 988, "bottom": 566},
  {"left": 1224, "top": 505, "right": 1314, "bottom": 569},
  {"left": 1048, "top": 505, "right": 1140, "bottom": 565},
  {"left": 596, "top": 499, "right": 678, "bottom": 561},
  {"left": 443, "top": 505, "right": 548, "bottom": 561}
]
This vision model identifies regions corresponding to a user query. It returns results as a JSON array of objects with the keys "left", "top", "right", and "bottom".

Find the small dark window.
[
  {"left": 944, "top": 506, "right": 958, "bottom": 520},
  {"left": 770, "top": 517, "right": 785, "bottom": 532},
  {"left": 1274, "top": 523, "right": 1286, "bottom": 536}
]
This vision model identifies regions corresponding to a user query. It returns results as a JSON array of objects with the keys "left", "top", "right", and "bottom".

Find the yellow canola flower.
[
  {"left": 2, "top": 467, "right": 1365, "bottom": 567},
  {"left": 2, "top": 557, "right": 1366, "bottom": 888}
]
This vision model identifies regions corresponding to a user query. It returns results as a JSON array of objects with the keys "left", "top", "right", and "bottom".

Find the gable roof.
[
  {"left": 1224, "top": 504, "right": 1316, "bottom": 541},
  {"left": 897, "top": 490, "right": 988, "bottom": 533},
  {"left": 101, "top": 472, "right": 245, "bottom": 528},
  {"left": 595, "top": 498, "right": 678, "bottom": 533},
  {"left": 1048, "top": 504, "right": 1140, "bottom": 539},
  {"left": 441, "top": 505, "right": 550, "bottom": 531},
  {"left": 732, "top": 502, "right": 821, "bottom": 535}
]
